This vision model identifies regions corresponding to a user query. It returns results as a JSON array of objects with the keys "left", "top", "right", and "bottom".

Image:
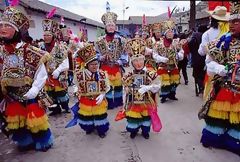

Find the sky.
[{"left": 39, "top": 0, "right": 191, "bottom": 22}]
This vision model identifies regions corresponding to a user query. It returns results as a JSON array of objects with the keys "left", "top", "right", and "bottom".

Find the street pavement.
[{"left": 0, "top": 68, "right": 239, "bottom": 162}]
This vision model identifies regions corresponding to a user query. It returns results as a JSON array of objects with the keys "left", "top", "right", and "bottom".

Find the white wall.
[{"left": 26, "top": 9, "right": 99, "bottom": 41}]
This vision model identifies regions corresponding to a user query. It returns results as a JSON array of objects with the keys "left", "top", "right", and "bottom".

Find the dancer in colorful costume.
[
  {"left": 198, "top": 6, "right": 230, "bottom": 101},
  {"left": 41, "top": 14, "right": 70, "bottom": 115},
  {"left": 0, "top": 6, "right": 53, "bottom": 151},
  {"left": 199, "top": 1, "right": 240, "bottom": 155},
  {"left": 153, "top": 20, "right": 183, "bottom": 103},
  {"left": 74, "top": 44, "right": 110, "bottom": 138},
  {"left": 123, "top": 38, "right": 161, "bottom": 139},
  {"left": 96, "top": 11, "right": 127, "bottom": 109}
]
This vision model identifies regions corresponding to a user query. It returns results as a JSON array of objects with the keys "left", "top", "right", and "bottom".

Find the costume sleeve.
[
  {"left": 198, "top": 31, "right": 208, "bottom": 56},
  {"left": 56, "top": 58, "right": 69, "bottom": 72},
  {"left": 205, "top": 55, "right": 225, "bottom": 76},
  {"left": 152, "top": 50, "right": 168, "bottom": 63}
]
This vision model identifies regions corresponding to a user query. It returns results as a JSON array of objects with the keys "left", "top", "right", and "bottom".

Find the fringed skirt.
[
  {"left": 5, "top": 99, "right": 53, "bottom": 150},
  {"left": 78, "top": 96, "right": 109, "bottom": 135},
  {"left": 101, "top": 64, "right": 123, "bottom": 109},
  {"left": 201, "top": 88, "right": 240, "bottom": 155}
]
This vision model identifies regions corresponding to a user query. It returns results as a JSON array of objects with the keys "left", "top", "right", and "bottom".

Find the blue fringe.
[
  {"left": 141, "top": 120, "right": 151, "bottom": 127},
  {"left": 224, "top": 133, "right": 240, "bottom": 155},
  {"left": 106, "top": 90, "right": 123, "bottom": 98},
  {"left": 127, "top": 122, "right": 140, "bottom": 129},
  {"left": 227, "top": 129, "right": 240, "bottom": 140},
  {"left": 106, "top": 97, "right": 123, "bottom": 109},
  {"left": 95, "top": 123, "right": 109, "bottom": 135},
  {"left": 78, "top": 119, "right": 94, "bottom": 125},
  {"left": 201, "top": 128, "right": 225, "bottom": 149},
  {"left": 32, "top": 129, "right": 52, "bottom": 144},
  {"left": 94, "top": 118, "right": 109, "bottom": 126},
  {"left": 205, "top": 125, "right": 226, "bottom": 135},
  {"left": 141, "top": 125, "right": 151, "bottom": 135},
  {"left": 35, "top": 135, "right": 54, "bottom": 150},
  {"left": 12, "top": 129, "right": 34, "bottom": 147}
]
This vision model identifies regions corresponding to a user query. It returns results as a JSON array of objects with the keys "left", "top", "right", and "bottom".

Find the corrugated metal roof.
[{"left": 20, "top": 0, "right": 104, "bottom": 28}]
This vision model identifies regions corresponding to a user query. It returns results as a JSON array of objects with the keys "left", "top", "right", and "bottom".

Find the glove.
[
  {"left": 138, "top": 85, "right": 151, "bottom": 95},
  {"left": 23, "top": 87, "right": 39, "bottom": 100},
  {"left": 162, "top": 57, "right": 169, "bottom": 63},
  {"left": 73, "top": 85, "right": 78, "bottom": 93},
  {"left": 52, "top": 69, "right": 61, "bottom": 79},
  {"left": 217, "top": 65, "right": 228, "bottom": 76},
  {"left": 117, "top": 59, "right": 122, "bottom": 66},
  {"left": 96, "top": 94, "right": 105, "bottom": 105},
  {"left": 150, "top": 84, "right": 161, "bottom": 93}
]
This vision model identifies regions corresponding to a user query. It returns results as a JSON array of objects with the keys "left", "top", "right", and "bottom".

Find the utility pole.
[{"left": 189, "top": 0, "right": 196, "bottom": 30}]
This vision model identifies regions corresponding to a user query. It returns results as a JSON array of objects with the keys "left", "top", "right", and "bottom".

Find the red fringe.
[
  {"left": 157, "top": 68, "right": 179, "bottom": 75},
  {"left": 46, "top": 76, "right": 61, "bottom": 87},
  {"left": 215, "top": 88, "right": 240, "bottom": 104},
  {"left": 5, "top": 101, "right": 26, "bottom": 117},
  {"left": 26, "top": 103, "right": 45, "bottom": 119},
  {"left": 101, "top": 64, "right": 120, "bottom": 75},
  {"left": 157, "top": 68, "right": 168, "bottom": 75},
  {"left": 170, "top": 68, "right": 179, "bottom": 75},
  {"left": 204, "top": 73, "right": 209, "bottom": 85},
  {"left": 79, "top": 96, "right": 97, "bottom": 106},
  {"left": 128, "top": 104, "right": 154, "bottom": 113},
  {"left": 5, "top": 102, "right": 45, "bottom": 118}
]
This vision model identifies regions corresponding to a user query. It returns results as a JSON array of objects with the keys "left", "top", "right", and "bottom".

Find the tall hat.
[
  {"left": 230, "top": 1, "right": 240, "bottom": 20},
  {"left": 125, "top": 38, "right": 146, "bottom": 61},
  {"left": 152, "top": 22, "right": 162, "bottom": 34},
  {"left": 162, "top": 19, "right": 175, "bottom": 34},
  {"left": 42, "top": 8, "right": 59, "bottom": 35},
  {"left": 0, "top": 7, "right": 30, "bottom": 33},
  {"left": 101, "top": 12, "right": 118, "bottom": 25},
  {"left": 208, "top": 6, "right": 230, "bottom": 21},
  {"left": 42, "top": 19, "right": 59, "bottom": 35},
  {"left": 76, "top": 44, "right": 97, "bottom": 66}
]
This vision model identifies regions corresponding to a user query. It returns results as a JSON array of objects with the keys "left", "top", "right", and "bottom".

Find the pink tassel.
[
  {"left": 46, "top": 7, "right": 57, "bottom": 19},
  {"left": 74, "top": 37, "right": 79, "bottom": 43},
  {"left": 9, "top": 0, "right": 19, "bottom": 7}
]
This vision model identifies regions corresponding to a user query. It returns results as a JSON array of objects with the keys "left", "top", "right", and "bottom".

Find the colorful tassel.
[{"left": 46, "top": 7, "right": 57, "bottom": 19}]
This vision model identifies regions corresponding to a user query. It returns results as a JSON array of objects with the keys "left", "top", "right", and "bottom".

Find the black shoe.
[
  {"left": 130, "top": 132, "right": 137, "bottom": 139},
  {"left": 18, "top": 143, "right": 35, "bottom": 152},
  {"left": 49, "top": 109, "right": 62, "bottom": 116},
  {"left": 63, "top": 109, "right": 71, "bottom": 113},
  {"left": 185, "top": 81, "right": 188, "bottom": 85},
  {"left": 86, "top": 131, "right": 93, "bottom": 135},
  {"left": 161, "top": 97, "right": 167, "bottom": 103},
  {"left": 169, "top": 96, "right": 178, "bottom": 100},
  {"left": 98, "top": 133, "right": 106, "bottom": 138},
  {"left": 142, "top": 133, "right": 149, "bottom": 139}
]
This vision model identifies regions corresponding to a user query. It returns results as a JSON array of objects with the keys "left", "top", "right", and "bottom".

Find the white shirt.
[{"left": 198, "top": 27, "right": 220, "bottom": 56}]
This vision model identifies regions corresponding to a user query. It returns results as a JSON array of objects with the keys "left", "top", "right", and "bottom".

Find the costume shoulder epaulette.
[
  {"left": 206, "top": 40, "right": 224, "bottom": 63},
  {"left": 147, "top": 70, "right": 157, "bottom": 80},
  {"left": 122, "top": 71, "right": 133, "bottom": 87}
]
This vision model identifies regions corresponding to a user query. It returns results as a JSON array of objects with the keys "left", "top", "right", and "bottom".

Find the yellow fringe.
[
  {"left": 203, "top": 77, "right": 213, "bottom": 102},
  {"left": 170, "top": 74, "right": 180, "bottom": 84},
  {"left": 27, "top": 122, "right": 50, "bottom": 133},
  {"left": 6, "top": 116, "right": 26, "bottom": 130},
  {"left": 211, "top": 101, "right": 240, "bottom": 112},
  {"left": 208, "top": 108, "right": 229, "bottom": 120},
  {"left": 160, "top": 74, "right": 170, "bottom": 86},
  {"left": 26, "top": 114, "right": 49, "bottom": 128},
  {"left": 108, "top": 72, "right": 122, "bottom": 86},
  {"left": 126, "top": 109, "right": 149, "bottom": 118},
  {"left": 229, "top": 112, "right": 240, "bottom": 124},
  {"left": 79, "top": 99, "right": 107, "bottom": 116},
  {"left": 45, "top": 85, "right": 65, "bottom": 92}
]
